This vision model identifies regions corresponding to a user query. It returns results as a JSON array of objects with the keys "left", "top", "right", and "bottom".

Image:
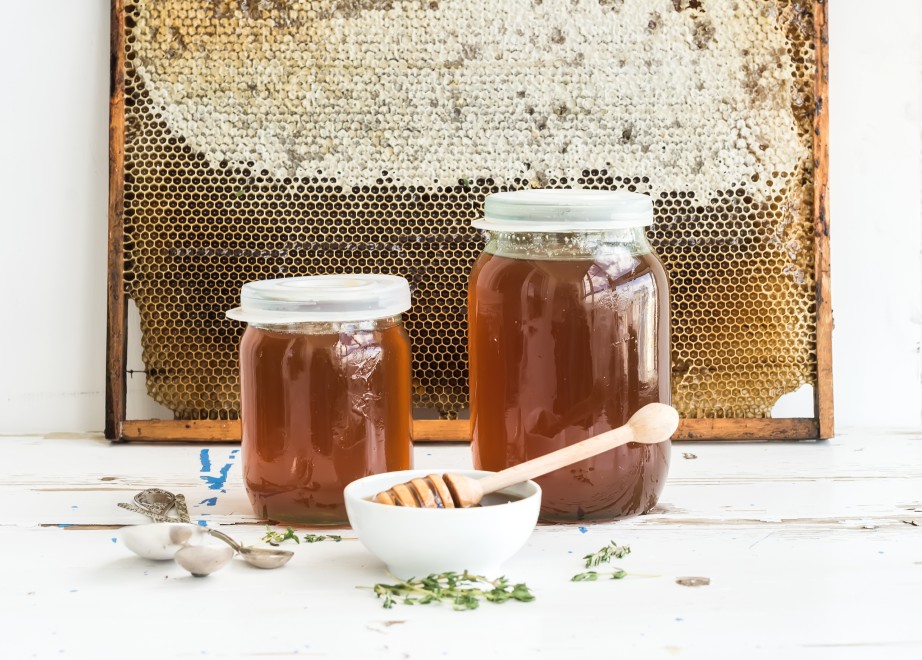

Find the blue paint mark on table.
[
  {"left": 202, "top": 463, "right": 232, "bottom": 491},
  {"left": 578, "top": 526, "right": 588, "bottom": 534},
  {"left": 199, "top": 449, "right": 240, "bottom": 492},
  {"left": 199, "top": 497, "right": 218, "bottom": 506},
  {"left": 111, "top": 538, "right": 117, "bottom": 544},
  {"left": 199, "top": 448, "right": 212, "bottom": 472}
]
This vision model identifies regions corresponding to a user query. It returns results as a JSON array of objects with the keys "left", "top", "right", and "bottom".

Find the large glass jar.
[
  {"left": 469, "top": 189, "right": 671, "bottom": 523},
  {"left": 227, "top": 275, "right": 413, "bottom": 525}
]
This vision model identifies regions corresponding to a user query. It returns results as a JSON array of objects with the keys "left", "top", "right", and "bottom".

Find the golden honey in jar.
[
  {"left": 227, "top": 275, "right": 412, "bottom": 524},
  {"left": 469, "top": 189, "right": 671, "bottom": 523}
]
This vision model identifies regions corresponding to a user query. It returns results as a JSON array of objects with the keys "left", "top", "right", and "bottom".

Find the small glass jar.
[
  {"left": 468, "top": 189, "right": 671, "bottom": 523},
  {"left": 227, "top": 275, "right": 413, "bottom": 525}
]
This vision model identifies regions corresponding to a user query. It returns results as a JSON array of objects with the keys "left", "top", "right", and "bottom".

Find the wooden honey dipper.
[{"left": 373, "top": 402, "right": 679, "bottom": 508}]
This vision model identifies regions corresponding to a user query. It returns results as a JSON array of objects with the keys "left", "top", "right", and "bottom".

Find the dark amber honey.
[
  {"left": 469, "top": 250, "right": 671, "bottom": 522},
  {"left": 239, "top": 322, "right": 412, "bottom": 524}
]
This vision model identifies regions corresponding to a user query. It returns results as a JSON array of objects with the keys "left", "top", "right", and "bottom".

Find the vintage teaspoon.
[{"left": 120, "top": 495, "right": 293, "bottom": 570}]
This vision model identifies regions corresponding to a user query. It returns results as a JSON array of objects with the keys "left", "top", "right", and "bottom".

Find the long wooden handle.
[{"left": 475, "top": 403, "right": 679, "bottom": 496}]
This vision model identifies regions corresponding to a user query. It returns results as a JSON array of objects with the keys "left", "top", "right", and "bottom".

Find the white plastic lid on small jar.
[
  {"left": 226, "top": 274, "right": 412, "bottom": 324},
  {"left": 473, "top": 188, "right": 654, "bottom": 233}
]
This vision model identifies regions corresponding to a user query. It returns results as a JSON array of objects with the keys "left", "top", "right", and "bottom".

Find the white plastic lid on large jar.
[
  {"left": 473, "top": 188, "right": 654, "bottom": 233},
  {"left": 226, "top": 274, "right": 412, "bottom": 324}
]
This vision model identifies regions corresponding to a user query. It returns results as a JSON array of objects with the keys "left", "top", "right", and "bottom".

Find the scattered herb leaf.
[
  {"left": 676, "top": 576, "right": 710, "bottom": 587},
  {"left": 572, "top": 571, "right": 599, "bottom": 582},
  {"left": 366, "top": 571, "right": 534, "bottom": 610},
  {"left": 572, "top": 568, "right": 626, "bottom": 581},
  {"left": 303, "top": 533, "right": 343, "bottom": 543},
  {"left": 262, "top": 527, "right": 345, "bottom": 545},
  {"left": 262, "top": 526, "right": 300, "bottom": 546},
  {"left": 583, "top": 541, "right": 631, "bottom": 568}
]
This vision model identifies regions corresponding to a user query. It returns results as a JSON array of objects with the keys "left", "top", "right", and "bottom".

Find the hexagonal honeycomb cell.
[{"left": 120, "top": 0, "right": 818, "bottom": 421}]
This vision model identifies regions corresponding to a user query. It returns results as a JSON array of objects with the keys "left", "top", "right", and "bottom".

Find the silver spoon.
[
  {"left": 122, "top": 492, "right": 293, "bottom": 570},
  {"left": 174, "top": 544, "right": 235, "bottom": 577},
  {"left": 206, "top": 528, "right": 293, "bottom": 569}
]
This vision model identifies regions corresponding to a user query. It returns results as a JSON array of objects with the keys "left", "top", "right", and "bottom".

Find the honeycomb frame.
[{"left": 106, "top": 0, "right": 832, "bottom": 442}]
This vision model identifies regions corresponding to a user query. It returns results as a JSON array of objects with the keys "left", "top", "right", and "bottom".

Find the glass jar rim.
[
  {"left": 473, "top": 188, "right": 653, "bottom": 232},
  {"left": 227, "top": 274, "right": 411, "bottom": 324}
]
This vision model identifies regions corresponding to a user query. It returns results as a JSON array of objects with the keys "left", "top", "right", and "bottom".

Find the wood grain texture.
[
  {"left": 813, "top": 0, "right": 834, "bottom": 439},
  {"left": 411, "top": 419, "right": 468, "bottom": 442},
  {"left": 118, "top": 417, "right": 819, "bottom": 443},
  {"left": 105, "top": 0, "right": 127, "bottom": 441},
  {"left": 675, "top": 418, "right": 818, "bottom": 441},
  {"left": 119, "top": 418, "right": 470, "bottom": 442},
  {"left": 120, "top": 419, "right": 240, "bottom": 442}
]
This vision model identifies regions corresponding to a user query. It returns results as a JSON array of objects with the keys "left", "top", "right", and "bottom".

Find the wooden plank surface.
[
  {"left": 119, "top": 417, "right": 819, "bottom": 443},
  {"left": 119, "top": 418, "right": 241, "bottom": 442},
  {"left": 813, "top": 0, "right": 835, "bottom": 439},
  {"left": 116, "top": 419, "right": 471, "bottom": 442},
  {"left": 675, "top": 418, "right": 818, "bottom": 441},
  {"left": 104, "top": 0, "right": 127, "bottom": 441},
  {"left": 0, "top": 430, "right": 920, "bottom": 659}
]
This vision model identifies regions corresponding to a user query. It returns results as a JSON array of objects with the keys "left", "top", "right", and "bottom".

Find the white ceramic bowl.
[{"left": 344, "top": 469, "right": 541, "bottom": 579}]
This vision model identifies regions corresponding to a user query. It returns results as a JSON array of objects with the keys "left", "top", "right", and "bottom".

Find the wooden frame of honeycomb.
[{"left": 106, "top": 0, "right": 832, "bottom": 443}]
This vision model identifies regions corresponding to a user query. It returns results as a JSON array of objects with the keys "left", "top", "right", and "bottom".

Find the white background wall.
[{"left": 0, "top": 0, "right": 919, "bottom": 434}]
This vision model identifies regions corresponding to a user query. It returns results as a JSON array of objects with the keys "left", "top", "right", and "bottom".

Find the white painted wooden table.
[{"left": 1, "top": 431, "right": 920, "bottom": 659}]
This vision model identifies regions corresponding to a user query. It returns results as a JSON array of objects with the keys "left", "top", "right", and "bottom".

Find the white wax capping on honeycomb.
[
  {"left": 122, "top": 0, "right": 819, "bottom": 420},
  {"left": 132, "top": 0, "right": 806, "bottom": 195}
]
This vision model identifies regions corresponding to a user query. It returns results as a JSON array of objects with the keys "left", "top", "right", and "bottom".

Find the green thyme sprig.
[
  {"left": 261, "top": 526, "right": 343, "bottom": 546},
  {"left": 367, "top": 571, "right": 535, "bottom": 610},
  {"left": 583, "top": 541, "right": 631, "bottom": 568},
  {"left": 572, "top": 541, "right": 632, "bottom": 581}
]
